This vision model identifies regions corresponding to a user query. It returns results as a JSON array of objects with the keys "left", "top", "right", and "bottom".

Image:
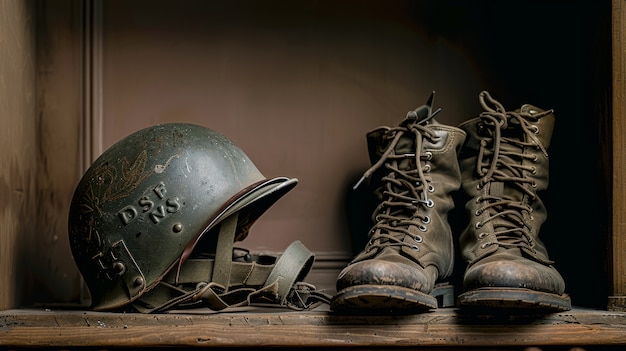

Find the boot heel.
[{"left": 432, "top": 283, "right": 455, "bottom": 308}]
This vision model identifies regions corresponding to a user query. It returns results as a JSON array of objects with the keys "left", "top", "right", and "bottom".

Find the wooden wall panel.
[
  {"left": 611, "top": 0, "right": 626, "bottom": 311},
  {"left": 0, "top": 0, "right": 37, "bottom": 310},
  {"left": 27, "top": 0, "right": 84, "bottom": 305}
]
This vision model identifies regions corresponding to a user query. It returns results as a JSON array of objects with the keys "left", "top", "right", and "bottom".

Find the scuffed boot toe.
[
  {"left": 458, "top": 259, "right": 571, "bottom": 311},
  {"left": 331, "top": 260, "right": 452, "bottom": 312}
]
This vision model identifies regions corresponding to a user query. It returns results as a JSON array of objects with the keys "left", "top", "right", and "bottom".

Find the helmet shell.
[{"left": 68, "top": 123, "right": 296, "bottom": 310}]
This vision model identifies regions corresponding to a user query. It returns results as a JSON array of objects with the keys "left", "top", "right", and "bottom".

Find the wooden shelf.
[{"left": 1, "top": 307, "right": 626, "bottom": 349}]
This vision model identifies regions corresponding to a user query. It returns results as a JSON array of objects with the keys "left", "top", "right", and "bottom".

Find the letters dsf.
[{"left": 117, "top": 182, "right": 181, "bottom": 225}]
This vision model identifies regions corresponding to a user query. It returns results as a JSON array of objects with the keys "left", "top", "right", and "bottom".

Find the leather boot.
[
  {"left": 456, "top": 90, "right": 571, "bottom": 311},
  {"left": 331, "top": 92, "right": 466, "bottom": 312}
]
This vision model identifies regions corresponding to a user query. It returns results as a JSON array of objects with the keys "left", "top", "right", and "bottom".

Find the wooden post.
[{"left": 610, "top": 0, "right": 626, "bottom": 311}]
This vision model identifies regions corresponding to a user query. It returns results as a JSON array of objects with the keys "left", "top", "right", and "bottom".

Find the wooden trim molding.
[
  {"left": 81, "top": 0, "right": 103, "bottom": 171},
  {"left": 610, "top": 0, "right": 626, "bottom": 311},
  {"left": 77, "top": 0, "right": 104, "bottom": 305}
]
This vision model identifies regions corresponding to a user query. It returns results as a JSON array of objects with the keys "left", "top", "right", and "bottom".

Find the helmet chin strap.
[
  {"left": 211, "top": 212, "right": 239, "bottom": 289},
  {"left": 130, "top": 212, "right": 330, "bottom": 313}
]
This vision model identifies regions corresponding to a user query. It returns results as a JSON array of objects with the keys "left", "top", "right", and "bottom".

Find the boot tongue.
[
  {"left": 486, "top": 182, "right": 517, "bottom": 231},
  {"left": 488, "top": 181, "right": 504, "bottom": 197},
  {"left": 374, "top": 226, "right": 423, "bottom": 266},
  {"left": 487, "top": 178, "right": 523, "bottom": 202},
  {"left": 487, "top": 179, "right": 525, "bottom": 223},
  {"left": 394, "top": 133, "right": 417, "bottom": 171},
  {"left": 485, "top": 134, "right": 527, "bottom": 202},
  {"left": 486, "top": 179, "right": 529, "bottom": 250},
  {"left": 486, "top": 182, "right": 525, "bottom": 255},
  {"left": 500, "top": 118, "right": 525, "bottom": 140},
  {"left": 392, "top": 103, "right": 434, "bottom": 170}
]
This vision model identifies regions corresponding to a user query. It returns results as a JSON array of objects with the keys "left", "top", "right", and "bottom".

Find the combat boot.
[
  {"left": 331, "top": 92, "right": 466, "bottom": 312},
  {"left": 456, "top": 90, "right": 571, "bottom": 311}
]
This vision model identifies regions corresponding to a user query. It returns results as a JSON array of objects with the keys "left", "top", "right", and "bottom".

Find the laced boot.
[
  {"left": 456, "top": 91, "right": 571, "bottom": 311},
  {"left": 331, "top": 92, "right": 466, "bottom": 312}
]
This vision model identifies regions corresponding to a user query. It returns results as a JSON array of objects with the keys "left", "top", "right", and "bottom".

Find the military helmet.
[{"left": 68, "top": 123, "right": 313, "bottom": 312}]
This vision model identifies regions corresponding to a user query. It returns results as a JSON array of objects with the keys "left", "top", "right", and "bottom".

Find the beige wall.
[
  {"left": 0, "top": 0, "right": 37, "bottom": 310},
  {"left": 100, "top": 0, "right": 486, "bottom": 256}
]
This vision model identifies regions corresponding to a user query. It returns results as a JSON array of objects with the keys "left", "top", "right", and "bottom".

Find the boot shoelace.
[
  {"left": 355, "top": 109, "right": 441, "bottom": 253},
  {"left": 474, "top": 91, "right": 553, "bottom": 253}
]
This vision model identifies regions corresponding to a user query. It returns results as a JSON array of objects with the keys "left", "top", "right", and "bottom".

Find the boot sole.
[
  {"left": 457, "top": 287, "right": 572, "bottom": 311},
  {"left": 331, "top": 283, "right": 454, "bottom": 313}
]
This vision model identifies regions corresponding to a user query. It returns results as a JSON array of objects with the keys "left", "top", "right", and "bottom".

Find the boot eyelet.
[
  {"left": 478, "top": 232, "right": 487, "bottom": 239},
  {"left": 418, "top": 225, "right": 427, "bottom": 232},
  {"left": 423, "top": 164, "right": 431, "bottom": 172},
  {"left": 426, "top": 199, "right": 434, "bottom": 208},
  {"left": 531, "top": 167, "right": 537, "bottom": 174},
  {"left": 428, "top": 184, "right": 435, "bottom": 193},
  {"left": 475, "top": 196, "right": 483, "bottom": 204},
  {"left": 480, "top": 242, "right": 492, "bottom": 249},
  {"left": 422, "top": 216, "right": 431, "bottom": 224},
  {"left": 532, "top": 155, "right": 539, "bottom": 162},
  {"left": 475, "top": 209, "right": 482, "bottom": 216},
  {"left": 411, "top": 245, "right": 421, "bottom": 252},
  {"left": 423, "top": 151, "right": 433, "bottom": 160},
  {"left": 531, "top": 181, "right": 537, "bottom": 188},
  {"left": 476, "top": 183, "right": 484, "bottom": 190},
  {"left": 475, "top": 221, "right": 482, "bottom": 229}
]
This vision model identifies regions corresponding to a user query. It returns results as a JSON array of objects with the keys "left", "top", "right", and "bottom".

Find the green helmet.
[{"left": 69, "top": 123, "right": 324, "bottom": 312}]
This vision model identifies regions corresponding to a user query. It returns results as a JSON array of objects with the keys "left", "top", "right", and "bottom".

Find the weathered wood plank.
[
  {"left": 31, "top": 0, "right": 85, "bottom": 306},
  {"left": 1, "top": 308, "right": 625, "bottom": 348},
  {"left": 611, "top": 0, "right": 626, "bottom": 312},
  {"left": 0, "top": 0, "right": 37, "bottom": 311}
]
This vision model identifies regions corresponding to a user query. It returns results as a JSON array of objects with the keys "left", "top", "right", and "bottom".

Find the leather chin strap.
[{"left": 131, "top": 213, "right": 330, "bottom": 313}]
